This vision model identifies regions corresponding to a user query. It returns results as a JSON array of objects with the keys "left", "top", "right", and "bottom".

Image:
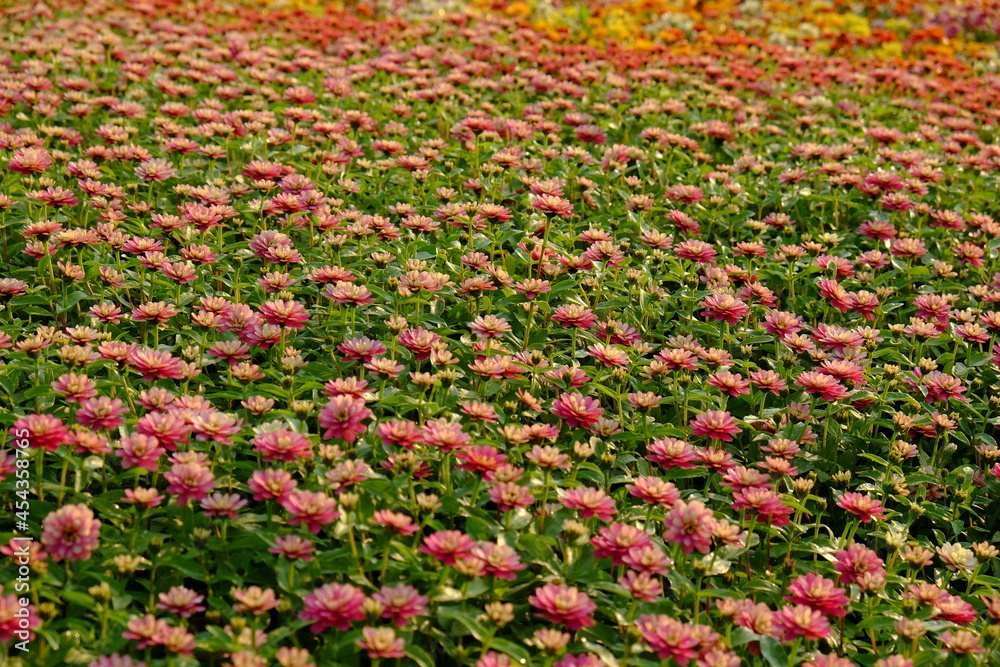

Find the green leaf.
[
  {"left": 405, "top": 645, "right": 436, "bottom": 667},
  {"left": 758, "top": 636, "right": 788, "bottom": 667},
  {"left": 438, "top": 606, "right": 489, "bottom": 641},
  {"left": 490, "top": 637, "right": 531, "bottom": 664}
]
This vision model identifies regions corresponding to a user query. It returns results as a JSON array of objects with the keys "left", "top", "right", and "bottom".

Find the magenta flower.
[
  {"left": 528, "top": 583, "right": 597, "bottom": 630},
  {"left": 299, "top": 583, "right": 366, "bottom": 632},
  {"left": 40, "top": 504, "right": 101, "bottom": 562},
  {"left": 772, "top": 604, "right": 831, "bottom": 642},
  {"left": 419, "top": 530, "right": 476, "bottom": 566},
  {"left": 700, "top": 293, "right": 749, "bottom": 324},
  {"left": 662, "top": 500, "right": 716, "bottom": 555},
  {"left": 689, "top": 410, "right": 741, "bottom": 441},
  {"left": 319, "top": 395, "right": 372, "bottom": 443},
  {"left": 836, "top": 492, "right": 888, "bottom": 523},
  {"left": 76, "top": 396, "right": 129, "bottom": 430},
  {"left": 281, "top": 490, "right": 340, "bottom": 534},
  {"left": 164, "top": 462, "right": 216, "bottom": 506},
  {"left": 116, "top": 434, "right": 165, "bottom": 471},
  {"left": 551, "top": 392, "right": 603, "bottom": 429},
  {"left": 560, "top": 487, "right": 617, "bottom": 521},
  {"left": 11, "top": 414, "right": 72, "bottom": 451},
  {"left": 258, "top": 299, "right": 309, "bottom": 328},
  {"left": 372, "top": 584, "right": 429, "bottom": 627},
  {"left": 785, "top": 573, "right": 850, "bottom": 617}
]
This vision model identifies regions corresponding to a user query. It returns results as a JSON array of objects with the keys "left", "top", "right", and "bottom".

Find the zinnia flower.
[
  {"left": 528, "top": 583, "right": 597, "bottom": 630},
  {"left": 40, "top": 504, "right": 101, "bottom": 562},
  {"left": 299, "top": 583, "right": 366, "bottom": 632}
]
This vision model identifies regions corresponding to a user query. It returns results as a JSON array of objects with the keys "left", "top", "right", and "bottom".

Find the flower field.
[{"left": 3, "top": 0, "right": 1000, "bottom": 665}]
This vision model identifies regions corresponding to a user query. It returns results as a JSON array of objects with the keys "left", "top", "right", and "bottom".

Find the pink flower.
[
  {"left": 40, "top": 504, "right": 101, "bottom": 562},
  {"left": 551, "top": 392, "right": 604, "bottom": 429},
  {"left": 200, "top": 492, "right": 247, "bottom": 519},
  {"left": 591, "top": 523, "right": 654, "bottom": 564},
  {"left": 164, "top": 462, "right": 215, "bottom": 506},
  {"left": 560, "top": 487, "right": 617, "bottom": 521},
  {"left": 421, "top": 418, "right": 472, "bottom": 452},
  {"left": 528, "top": 583, "right": 597, "bottom": 630},
  {"left": 258, "top": 299, "right": 309, "bottom": 328},
  {"left": 628, "top": 476, "right": 680, "bottom": 507},
  {"left": 469, "top": 542, "right": 527, "bottom": 580},
  {"left": 356, "top": 626, "right": 406, "bottom": 659},
  {"left": 371, "top": 510, "right": 419, "bottom": 535},
  {"left": 635, "top": 615, "right": 714, "bottom": 665},
  {"left": 700, "top": 293, "right": 749, "bottom": 324},
  {"left": 674, "top": 239, "right": 717, "bottom": 264},
  {"left": 269, "top": 535, "right": 314, "bottom": 561},
  {"left": 489, "top": 482, "right": 535, "bottom": 512},
  {"left": 76, "top": 396, "right": 129, "bottom": 430},
  {"left": 551, "top": 304, "right": 598, "bottom": 329},
  {"left": 127, "top": 348, "right": 187, "bottom": 380},
  {"left": 281, "top": 490, "right": 340, "bottom": 534},
  {"left": 663, "top": 500, "right": 716, "bottom": 555},
  {"left": 689, "top": 410, "right": 741, "bottom": 441},
  {"left": 157, "top": 586, "right": 206, "bottom": 618},
  {"left": 116, "top": 434, "right": 165, "bottom": 471},
  {"left": 318, "top": 395, "right": 372, "bottom": 442},
  {"left": 248, "top": 468, "right": 297, "bottom": 503},
  {"left": 772, "top": 604, "right": 830, "bottom": 641},
  {"left": 299, "top": 583, "right": 366, "bottom": 632},
  {"left": 122, "top": 614, "right": 166, "bottom": 649},
  {"left": 647, "top": 437, "right": 698, "bottom": 469},
  {"left": 836, "top": 492, "right": 887, "bottom": 523},
  {"left": 419, "top": 530, "right": 476, "bottom": 566},
  {"left": 11, "top": 414, "right": 72, "bottom": 451},
  {"left": 833, "top": 542, "right": 885, "bottom": 584},
  {"left": 251, "top": 429, "right": 313, "bottom": 462},
  {"left": 0, "top": 592, "right": 39, "bottom": 642},
  {"left": 372, "top": 584, "right": 429, "bottom": 626},
  {"left": 795, "top": 371, "right": 849, "bottom": 401},
  {"left": 619, "top": 570, "right": 663, "bottom": 601},
  {"left": 785, "top": 573, "right": 850, "bottom": 617}
]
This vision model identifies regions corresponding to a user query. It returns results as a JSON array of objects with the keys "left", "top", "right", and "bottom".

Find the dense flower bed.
[{"left": 2, "top": 1, "right": 1000, "bottom": 666}]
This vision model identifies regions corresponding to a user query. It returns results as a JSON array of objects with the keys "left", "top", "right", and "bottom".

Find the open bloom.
[
  {"left": 299, "top": 583, "right": 366, "bottom": 632},
  {"left": 281, "top": 490, "right": 340, "bottom": 534},
  {"left": 560, "top": 487, "right": 617, "bottom": 521},
  {"left": 662, "top": 500, "right": 716, "bottom": 555},
  {"left": 551, "top": 393, "right": 603, "bottom": 429},
  {"left": 41, "top": 504, "right": 101, "bottom": 562},
  {"left": 319, "top": 396, "right": 372, "bottom": 442},
  {"left": 357, "top": 626, "right": 406, "bottom": 659},
  {"left": 689, "top": 410, "right": 741, "bottom": 441},
  {"left": 836, "top": 492, "right": 887, "bottom": 523},
  {"left": 785, "top": 573, "right": 850, "bottom": 617},
  {"left": 528, "top": 583, "right": 597, "bottom": 630},
  {"left": 372, "top": 584, "right": 429, "bottom": 627}
]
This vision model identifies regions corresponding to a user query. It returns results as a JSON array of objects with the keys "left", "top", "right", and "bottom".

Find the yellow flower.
[{"left": 504, "top": 2, "right": 532, "bottom": 18}]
